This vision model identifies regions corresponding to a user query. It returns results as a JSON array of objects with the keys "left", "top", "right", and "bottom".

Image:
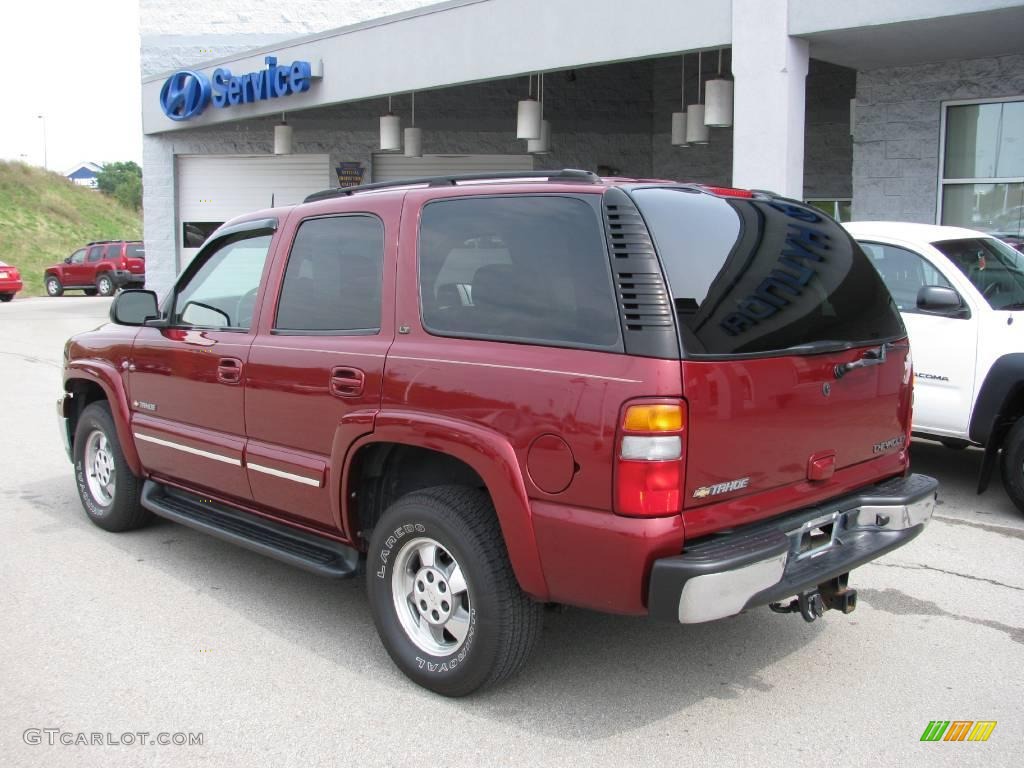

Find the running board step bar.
[{"left": 141, "top": 480, "right": 359, "bottom": 578}]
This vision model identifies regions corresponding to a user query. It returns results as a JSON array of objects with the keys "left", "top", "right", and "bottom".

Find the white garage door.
[
  {"left": 176, "top": 154, "right": 330, "bottom": 267},
  {"left": 371, "top": 154, "right": 535, "bottom": 183}
]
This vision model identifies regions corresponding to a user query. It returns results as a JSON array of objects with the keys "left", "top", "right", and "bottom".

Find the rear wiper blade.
[{"left": 780, "top": 340, "right": 857, "bottom": 355}]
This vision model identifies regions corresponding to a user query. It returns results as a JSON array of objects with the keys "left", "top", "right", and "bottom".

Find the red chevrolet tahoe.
[
  {"left": 57, "top": 171, "right": 937, "bottom": 696},
  {"left": 44, "top": 240, "right": 145, "bottom": 297}
]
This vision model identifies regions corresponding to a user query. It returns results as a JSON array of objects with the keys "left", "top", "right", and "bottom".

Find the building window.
[
  {"left": 940, "top": 97, "right": 1024, "bottom": 241},
  {"left": 805, "top": 199, "right": 852, "bottom": 222}
]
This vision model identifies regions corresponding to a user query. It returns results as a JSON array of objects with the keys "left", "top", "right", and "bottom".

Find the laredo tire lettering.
[
  {"left": 376, "top": 522, "right": 425, "bottom": 578},
  {"left": 71, "top": 403, "right": 152, "bottom": 533},
  {"left": 366, "top": 486, "right": 543, "bottom": 696}
]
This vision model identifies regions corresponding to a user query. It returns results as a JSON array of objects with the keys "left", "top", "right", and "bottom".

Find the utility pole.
[{"left": 37, "top": 114, "right": 47, "bottom": 170}]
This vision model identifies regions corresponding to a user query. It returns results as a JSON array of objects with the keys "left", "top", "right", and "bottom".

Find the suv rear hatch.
[
  {"left": 627, "top": 187, "right": 911, "bottom": 526},
  {"left": 124, "top": 242, "right": 145, "bottom": 276}
]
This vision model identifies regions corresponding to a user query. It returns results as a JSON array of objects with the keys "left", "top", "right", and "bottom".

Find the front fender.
[
  {"left": 969, "top": 353, "right": 1024, "bottom": 493},
  {"left": 970, "top": 353, "right": 1024, "bottom": 445},
  {"left": 344, "top": 410, "right": 549, "bottom": 601},
  {"left": 65, "top": 360, "right": 142, "bottom": 475}
]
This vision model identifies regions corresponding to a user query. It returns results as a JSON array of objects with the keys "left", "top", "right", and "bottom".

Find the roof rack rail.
[{"left": 303, "top": 169, "right": 600, "bottom": 203}]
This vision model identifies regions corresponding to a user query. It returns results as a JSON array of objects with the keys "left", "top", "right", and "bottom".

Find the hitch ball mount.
[{"left": 768, "top": 574, "right": 857, "bottom": 623}]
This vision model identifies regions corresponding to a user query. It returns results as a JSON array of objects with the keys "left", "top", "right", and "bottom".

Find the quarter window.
[
  {"left": 418, "top": 196, "right": 621, "bottom": 350},
  {"left": 860, "top": 242, "right": 952, "bottom": 313},
  {"left": 275, "top": 216, "right": 384, "bottom": 333},
  {"left": 174, "top": 234, "right": 273, "bottom": 330}
]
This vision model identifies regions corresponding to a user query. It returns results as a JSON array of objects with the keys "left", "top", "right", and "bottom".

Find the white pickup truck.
[{"left": 846, "top": 222, "right": 1024, "bottom": 513}]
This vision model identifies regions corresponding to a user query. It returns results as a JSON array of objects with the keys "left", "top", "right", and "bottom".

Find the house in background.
[{"left": 64, "top": 161, "right": 103, "bottom": 188}]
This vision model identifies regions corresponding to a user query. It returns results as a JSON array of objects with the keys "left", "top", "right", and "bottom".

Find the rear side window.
[
  {"left": 859, "top": 242, "right": 952, "bottom": 313},
  {"left": 275, "top": 215, "right": 384, "bottom": 333},
  {"left": 126, "top": 244, "right": 145, "bottom": 259},
  {"left": 86, "top": 246, "right": 104, "bottom": 262},
  {"left": 104, "top": 244, "right": 122, "bottom": 259},
  {"left": 630, "top": 188, "right": 906, "bottom": 356},
  {"left": 418, "top": 196, "right": 621, "bottom": 350}
]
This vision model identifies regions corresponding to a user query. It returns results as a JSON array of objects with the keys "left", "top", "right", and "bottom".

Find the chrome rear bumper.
[{"left": 648, "top": 474, "right": 938, "bottom": 624}]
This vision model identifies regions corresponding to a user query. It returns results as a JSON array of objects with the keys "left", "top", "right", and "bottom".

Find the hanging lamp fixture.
[
  {"left": 274, "top": 112, "right": 293, "bottom": 155},
  {"left": 704, "top": 48, "right": 734, "bottom": 128},
  {"left": 671, "top": 54, "right": 688, "bottom": 147},
  {"left": 686, "top": 51, "right": 710, "bottom": 145},
  {"left": 528, "top": 72, "right": 551, "bottom": 154},
  {"left": 404, "top": 92, "right": 422, "bottom": 157},
  {"left": 379, "top": 95, "right": 402, "bottom": 151},
  {"left": 516, "top": 74, "right": 542, "bottom": 139}
]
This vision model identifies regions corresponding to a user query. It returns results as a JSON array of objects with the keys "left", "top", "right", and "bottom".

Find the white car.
[{"left": 845, "top": 221, "right": 1024, "bottom": 512}]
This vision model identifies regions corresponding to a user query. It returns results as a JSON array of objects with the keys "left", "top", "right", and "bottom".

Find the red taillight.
[{"left": 615, "top": 400, "right": 687, "bottom": 517}]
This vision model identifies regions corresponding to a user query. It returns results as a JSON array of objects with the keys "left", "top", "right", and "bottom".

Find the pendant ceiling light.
[
  {"left": 404, "top": 92, "right": 422, "bottom": 157},
  {"left": 379, "top": 96, "right": 401, "bottom": 151},
  {"left": 685, "top": 51, "right": 710, "bottom": 145},
  {"left": 274, "top": 112, "right": 293, "bottom": 155},
  {"left": 671, "top": 55, "right": 688, "bottom": 147},
  {"left": 516, "top": 74, "right": 542, "bottom": 140},
  {"left": 704, "top": 48, "right": 734, "bottom": 128},
  {"left": 528, "top": 73, "right": 551, "bottom": 154}
]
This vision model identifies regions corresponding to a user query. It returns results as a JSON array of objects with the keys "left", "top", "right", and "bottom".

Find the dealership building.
[{"left": 140, "top": 0, "right": 1024, "bottom": 295}]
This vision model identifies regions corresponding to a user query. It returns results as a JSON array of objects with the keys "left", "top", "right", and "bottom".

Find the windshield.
[
  {"left": 932, "top": 237, "right": 1024, "bottom": 310},
  {"left": 630, "top": 188, "right": 906, "bottom": 356}
]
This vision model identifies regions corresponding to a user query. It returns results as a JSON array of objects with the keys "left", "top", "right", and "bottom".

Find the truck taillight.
[{"left": 615, "top": 401, "right": 686, "bottom": 517}]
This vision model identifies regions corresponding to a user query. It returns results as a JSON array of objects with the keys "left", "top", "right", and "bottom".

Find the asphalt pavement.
[{"left": 1, "top": 295, "right": 1021, "bottom": 767}]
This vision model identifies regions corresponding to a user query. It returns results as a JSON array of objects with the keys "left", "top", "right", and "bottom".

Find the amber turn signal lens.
[{"left": 623, "top": 404, "right": 683, "bottom": 432}]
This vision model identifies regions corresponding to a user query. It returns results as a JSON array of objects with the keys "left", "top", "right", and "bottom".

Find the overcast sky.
[{"left": 0, "top": 0, "right": 142, "bottom": 172}]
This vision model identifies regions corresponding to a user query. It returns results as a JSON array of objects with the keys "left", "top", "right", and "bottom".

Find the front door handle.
[
  {"left": 217, "top": 357, "right": 243, "bottom": 385},
  {"left": 330, "top": 367, "right": 365, "bottom": 398}
]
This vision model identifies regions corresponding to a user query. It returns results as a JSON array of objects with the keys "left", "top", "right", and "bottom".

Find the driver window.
[
  {"left": 174, "top": 234, "right": 273, "bottom": 330},
  {"left": 69, "top": 249, "right": 87, "bottom": 264}
]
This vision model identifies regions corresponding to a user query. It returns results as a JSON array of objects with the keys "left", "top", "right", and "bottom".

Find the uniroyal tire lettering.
[{"left": 412, "top": 609, "right": 477, "bottom": 673}]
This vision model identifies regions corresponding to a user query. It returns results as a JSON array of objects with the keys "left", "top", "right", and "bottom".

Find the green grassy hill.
[{"left": 0, "top": 161, "right": 142, "bottom": 296}]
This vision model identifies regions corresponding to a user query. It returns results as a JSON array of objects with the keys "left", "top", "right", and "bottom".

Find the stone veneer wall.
[{"left": 853, "top": 54, "right": 1024, "bottom": 222}]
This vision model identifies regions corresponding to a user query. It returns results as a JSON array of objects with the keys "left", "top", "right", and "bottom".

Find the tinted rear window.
[
  {"left": 418, "top": 195, "right": 621, "bottom": 350},
  {"left": 630, "top": 188, "right": 905, "bottom": 356},
  {"left": 126, "top": 244, "right": 145, "bottom": 259}
]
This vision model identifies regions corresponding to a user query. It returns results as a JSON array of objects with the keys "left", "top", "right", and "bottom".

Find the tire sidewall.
[
  {"left": 73, "top": 406, "right": 120, "bottom": 523},
  {"left": 1001, "top": 419, "right": 1024, "bottom": 512},
  {"left": 368, "top": 504, "right": 500, "bottom": 695}
]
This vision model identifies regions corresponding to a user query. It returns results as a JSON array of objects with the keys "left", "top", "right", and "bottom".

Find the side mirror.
[
  {"left": 64, "top": 257, "right": 72, "bottom": 264},
  {"left": 110, "top": 289, "right": 160, "bottom": 326},
  {"left": 917, "top": 285, "right": 967, "bottom": 317}
]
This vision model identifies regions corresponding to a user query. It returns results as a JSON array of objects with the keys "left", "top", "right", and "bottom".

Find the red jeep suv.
[
  {"left": 44, "top": 240, "right": 145, "bottom": 297},
  {"left": 57, "top": 171, "right": 937, "bottom": 695}
]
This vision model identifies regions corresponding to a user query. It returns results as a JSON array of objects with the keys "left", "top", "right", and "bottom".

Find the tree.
[{"left": 96, "top": 161, "right": 142, "bottom": 210}]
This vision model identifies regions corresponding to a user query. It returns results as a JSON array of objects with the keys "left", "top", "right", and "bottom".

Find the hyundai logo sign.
[
  {"left": 159, "top": 70, "right": 211, "bottom": 121},
  {"left": 159, "top": 57, "right": 314, "bottom": 121}
]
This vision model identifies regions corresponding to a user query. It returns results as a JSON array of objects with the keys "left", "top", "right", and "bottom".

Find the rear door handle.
[
  {"left": 330, "top": 367, "right": 365, "bottom": 398},
  {"left": 217, "top": 357, "right": 243, "bottom": 385}
]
